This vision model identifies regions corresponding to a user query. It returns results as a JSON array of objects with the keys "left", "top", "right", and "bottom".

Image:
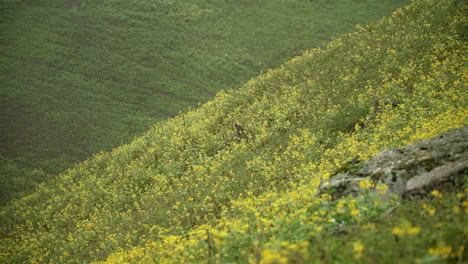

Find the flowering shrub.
[{"left": 1, "top": 0, "right": 466, "bottom": 263}]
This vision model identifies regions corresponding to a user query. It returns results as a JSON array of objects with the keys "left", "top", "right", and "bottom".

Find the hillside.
[
  {"left": 0, "top": 155, "right": 47, "bottom": 203},
  {"left": 0, "top": 0, "right": 408, "bottom": 178},
  {"left": 1, "top": 0, "right": 467, "bottom": 263}
]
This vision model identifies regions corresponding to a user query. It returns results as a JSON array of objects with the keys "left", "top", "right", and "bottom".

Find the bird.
[{"left": 233, "top": 124, "right": 247, "bottom": 140}]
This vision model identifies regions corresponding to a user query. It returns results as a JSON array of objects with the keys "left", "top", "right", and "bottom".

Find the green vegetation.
[
  {"left": 0, "top": 0, "right": 407, "bottom": 177},
  {"left": 0, "top": 155, "right": 48, "bottom": 205},
  {"left": 1, "top": 0, "right": 467, "bottom": 263}
]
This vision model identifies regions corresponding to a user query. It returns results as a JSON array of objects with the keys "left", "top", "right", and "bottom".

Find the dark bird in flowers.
[{"left": 233, "top": 124, "right": 248, "bottom": 141}]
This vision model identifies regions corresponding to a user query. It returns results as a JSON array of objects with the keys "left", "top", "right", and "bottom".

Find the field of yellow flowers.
[{"left": 1, "top": 0, "right": 466, "bottom": 263}]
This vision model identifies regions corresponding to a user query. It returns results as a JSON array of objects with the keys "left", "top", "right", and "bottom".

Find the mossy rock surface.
[{"left": 319, "top": 127, "right": 468, "bottom": 199}]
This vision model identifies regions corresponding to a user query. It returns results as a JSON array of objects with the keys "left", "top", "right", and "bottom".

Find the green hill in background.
[
  {"left": 1, "top": 0, "right": 466, "bottom": 263},
  {"left": 0, "top": 0, "right": 408, "bottom": 177}
]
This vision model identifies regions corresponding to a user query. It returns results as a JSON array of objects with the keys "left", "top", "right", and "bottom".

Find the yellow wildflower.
[
  {"left": 376, "top": 183, "right": 388, "bottom": 191},
  {"left": 260, "top": 249, "right": 287, "bottom": 264},
  {"left": 428, "top": 245, "right": 453, "bottom": 259},
  {"left": 392, "top": 227, "right": 405, "bottom": 236},
  {"left": 407, "top": 226, "right": 420, "bottom": 235},
  {"left": 431, "top": 190, "right": 442, "bottom": 198},
  {"left": 352, "top": 241, "right": 364, "bottom": 259},
  {"left": 359, "top": 179, "right": 374, "bottom": 190}
]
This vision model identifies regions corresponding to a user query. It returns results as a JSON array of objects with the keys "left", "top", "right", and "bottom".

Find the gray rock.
[{"left": 318, "top": 127, "right": 468, "bottom": 199}]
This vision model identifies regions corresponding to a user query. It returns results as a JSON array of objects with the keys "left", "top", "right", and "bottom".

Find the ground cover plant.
[
  {"left": 0, "top": 0, "right": 466, "bottom": 263},
  {"left": 0, "top": 0, "right": 407, "bottom": 178},
  {"left": 0, "top": 155, "right": 47, "bottom": 205}
]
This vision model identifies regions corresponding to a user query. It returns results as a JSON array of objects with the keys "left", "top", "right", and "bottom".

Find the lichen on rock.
[{"left": 318, "top": 127, "right": 468, "bottom": 199}]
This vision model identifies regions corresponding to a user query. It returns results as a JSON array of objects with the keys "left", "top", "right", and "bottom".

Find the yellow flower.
[
  {"left": 428, "top": 245, "right": 453, "bottom": 259},
  {"left": 431, "top": 190, "right": 442, "bottom": 198},
  {"left": 376, "top": 183, "right": 388, "bottom": 191},
  {"left": 260, "top": 249, "right": 287, "bottom": 264},
  {"left": 407, "top": 226, "right": 420, "bottom": 235},
  {"left": 350, "top": 209, "right": 360, "bottom": 216},
  {"left": 392, "top": 227, "right": 405, "bottom": 236},
  {"left": 359, "top": 179, "right": 374, "bottom": 190},
  {"left": 352, "top": 241, "right": 364, "bottom": 259},
  {"left": 353, "top": 242, "right": 364, "bottom": 251}
]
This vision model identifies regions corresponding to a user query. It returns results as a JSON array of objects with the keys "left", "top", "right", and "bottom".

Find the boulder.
[{"left": 318, "top": 127, "right": 468, "bottom": 199}]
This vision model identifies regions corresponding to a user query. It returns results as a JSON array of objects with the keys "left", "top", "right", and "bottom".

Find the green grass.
[
  {"left": 1, "top": 0, "right": 466, "bottom": 263},
  {"left": 0, "top": 0, "right": 408, "bottom": 177},
  {"left": 0, "top": 155, "right": 48, "bottom": 205}
]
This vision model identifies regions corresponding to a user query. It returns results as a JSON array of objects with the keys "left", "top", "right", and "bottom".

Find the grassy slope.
[
  {"left": 1, "top": 0, "right": 467, "bottom": 263},
  {"left": 0, "top": 0, "right": 407, "bottom": 176},
  {"left": 0, "top": 155, "right": 47, "bottom": 204}
]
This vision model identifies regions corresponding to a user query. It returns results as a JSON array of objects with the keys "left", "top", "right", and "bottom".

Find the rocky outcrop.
[{"left": 318, "top": 127, "right": 468, "bottom": 199}]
